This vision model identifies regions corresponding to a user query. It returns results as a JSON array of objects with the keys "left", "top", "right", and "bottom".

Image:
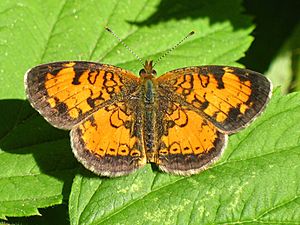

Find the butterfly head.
[{"left": 139, "top": 60, "right": 157, "bottom": 78}]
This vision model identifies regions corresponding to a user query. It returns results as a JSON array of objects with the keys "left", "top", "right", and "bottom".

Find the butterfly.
[{"left": 24, "top": 59, "right": 272, "bottom": 177}]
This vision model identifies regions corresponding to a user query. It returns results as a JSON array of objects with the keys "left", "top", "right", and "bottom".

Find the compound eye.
[
  {"left": 139, "top": 69, "right": 146, "bottom": 76},
  {"left": 152, "top": 70, "right": 157, "bottom": 76}
]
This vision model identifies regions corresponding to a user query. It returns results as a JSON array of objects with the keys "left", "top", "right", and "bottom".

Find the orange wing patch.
[
  {"left": 71, "top": 101, "right": 146, "bottom": 177},
  {"left": 158, "top": 66, "right": 272, "bottom": 133},
  {"left": 157, "top": 102, "right": 226, "bottom": 175},
  {"left": 25, "top": 61, "right": 140, "bottom": 129}
]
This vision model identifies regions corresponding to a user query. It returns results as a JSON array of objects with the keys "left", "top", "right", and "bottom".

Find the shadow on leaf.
[
  {"left": 129, "top": 0, "right": 251, "bottom": 30},
  {"left": 0, "top": 99, "right": 78, "bottom": 198}
]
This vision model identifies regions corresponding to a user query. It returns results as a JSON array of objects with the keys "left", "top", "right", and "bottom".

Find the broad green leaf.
[
  {"left": 1, "top": 0, "right": 288, "bottom": 222},
  {"left": 0, "top": 0, "right": 252, "bottom": 100},
  {"left": 0, "top": 100, "right": 77, "bottom": 219},
  {"left": 69, "top": 90, "right": 300, "bottom": 225}
]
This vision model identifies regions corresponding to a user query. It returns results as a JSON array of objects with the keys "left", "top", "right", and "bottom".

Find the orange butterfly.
[{"left": 25, "top": 59, "right": 272, "bottom": 176}]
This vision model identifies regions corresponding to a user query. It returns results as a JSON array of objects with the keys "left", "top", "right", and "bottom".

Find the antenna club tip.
[
  {"left": 189, "top": 31, "right": 195, "bottom": 35},
  {"left": 105, "top": 27, "right": 112, "bottom": 32}
]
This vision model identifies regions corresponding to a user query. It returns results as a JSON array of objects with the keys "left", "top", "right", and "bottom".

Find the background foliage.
[{"left": 0, "top": 0, "right": 299, "bottom": 224}]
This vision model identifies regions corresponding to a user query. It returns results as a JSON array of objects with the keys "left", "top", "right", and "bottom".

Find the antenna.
[
  {"left": 153, "top": 31, "right": 195, "bottom": 67},
  {"left": 105, "top": 27, "right": 144, "bottom": 66}
]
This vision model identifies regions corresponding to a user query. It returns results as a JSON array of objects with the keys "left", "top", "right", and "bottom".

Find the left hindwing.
[
  {"left": 71, "top": 100, "right": 146, "bottom": 177},
  {"left": 157, "top": 65, "right": 272, "bottom": 133}
]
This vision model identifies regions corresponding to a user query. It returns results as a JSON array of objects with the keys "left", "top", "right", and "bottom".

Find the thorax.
[{"left": 143, "top": 78, "right": 156, "bottom": 105}]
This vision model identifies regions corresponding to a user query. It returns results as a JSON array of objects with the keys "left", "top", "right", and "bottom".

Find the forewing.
[
  {"left": 156, "top": 101, "right": 226, "bottom": 175},
  {"left": 71, "top": 100, "right": 146, "bottom": 177},
  {"left": 25, "top": 61, "right": 140, "bottom": 129},
  {"left": 157, "top": 66, "right": 272, "bottom": 133}
]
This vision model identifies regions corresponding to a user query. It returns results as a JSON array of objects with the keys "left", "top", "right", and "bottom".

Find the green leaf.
[
  {"left": 0, "top": 0, "right": 252, "bottom": 100},
  {"left": 0, "top": 101, "right": 77, "bottom": 219},
  {"left": 69, "top": 90, "right": 300, "bottom": 225},
  {"left": 266, "top": 22, "right": 300, "bottom": 94},
  {"left": 2, "top": 0, "right": 297, "bottom": 223},
  {"left": 288, "top": 23, "right": 300, "bottom": 92}
]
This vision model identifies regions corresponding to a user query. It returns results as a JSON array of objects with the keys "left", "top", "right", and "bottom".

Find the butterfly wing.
[
  {"left": 154, "top": 65, "right": 271, "bottom": 175},
  {"left": 71, "top": 100, "right": 146, "bottom": 177},
  {"left": 25, "top": 61, "right": 146, "bottom": 176},
  {"left": 157, "top": 66, "right": 272, "bottom": 133},
  {"left": 25, "top": 61, "right": 140, "bottom": 129},
  {"left": 155, "top": 100, "right": 226, "bottom": 175}
]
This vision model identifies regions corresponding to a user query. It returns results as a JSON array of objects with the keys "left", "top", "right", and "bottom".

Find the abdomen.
[{"left": 143, "top": 79, "right": 157, "bottom": 162}]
